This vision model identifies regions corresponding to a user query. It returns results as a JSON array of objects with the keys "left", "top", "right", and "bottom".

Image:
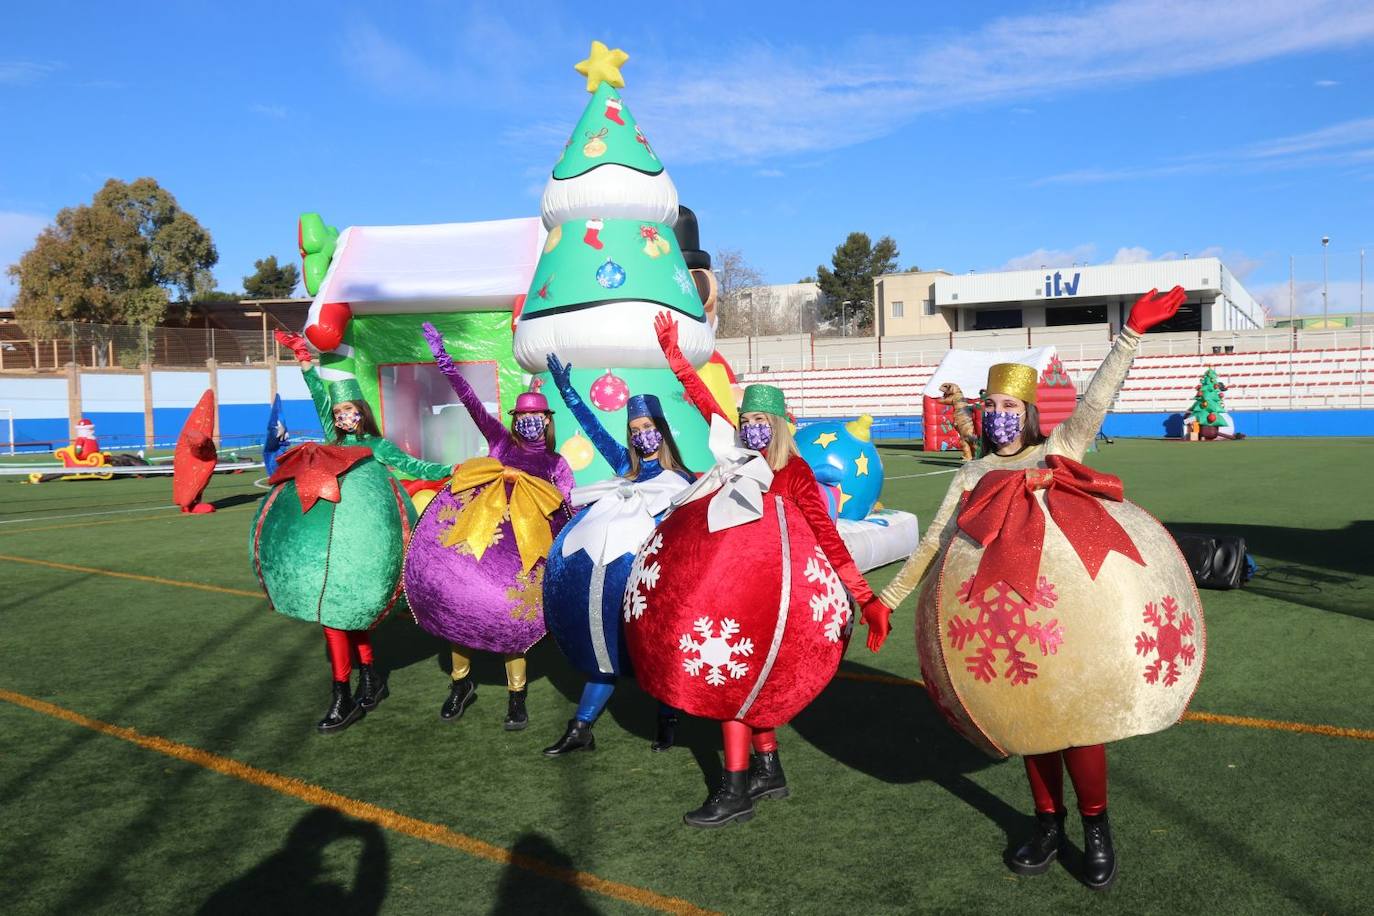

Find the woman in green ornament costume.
[{"left": 254, "top": 331, "right": 456, "bottom": 735}]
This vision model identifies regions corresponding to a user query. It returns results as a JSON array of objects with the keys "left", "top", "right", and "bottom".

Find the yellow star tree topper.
[{"left": 574, "top": 40, "right": 629, "bottom": 93}]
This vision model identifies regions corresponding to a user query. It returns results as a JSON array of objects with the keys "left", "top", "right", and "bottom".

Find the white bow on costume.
[
  {"left": 561, "top": 472, "right": 691, "bottom": 564},
  {"left": 670, "top": 414, "right": 775, "bottom": 533}
]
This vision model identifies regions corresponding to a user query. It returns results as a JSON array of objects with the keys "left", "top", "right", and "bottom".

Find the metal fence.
[{"left": 0, "top": 320, "right": 287, "bottom": 371}]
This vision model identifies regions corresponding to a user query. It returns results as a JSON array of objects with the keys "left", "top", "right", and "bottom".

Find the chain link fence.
[{"left": 0, "top": 320, "right": 289, "bottom": 370}]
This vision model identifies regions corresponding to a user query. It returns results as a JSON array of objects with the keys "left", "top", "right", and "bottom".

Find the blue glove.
[{"left": 546, "top": 353, "right": 574, "bottom": 393}]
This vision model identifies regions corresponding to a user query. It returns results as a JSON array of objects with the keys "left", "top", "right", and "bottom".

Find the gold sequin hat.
[{"left": 986, "top": 363, "right": 1039, "bottom": 404}]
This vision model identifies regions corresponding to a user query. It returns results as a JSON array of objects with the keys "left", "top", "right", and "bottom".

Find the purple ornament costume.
[{"left": 404, "top": 325, "right": 574, "bottom": 676}]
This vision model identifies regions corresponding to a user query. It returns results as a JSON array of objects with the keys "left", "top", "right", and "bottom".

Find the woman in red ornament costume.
[
  {"left": 623, "top": 313, "right": 893, "bottom": 828},
  {"left": 881, "top": 287, "right": 1204, "bottom": 890}
]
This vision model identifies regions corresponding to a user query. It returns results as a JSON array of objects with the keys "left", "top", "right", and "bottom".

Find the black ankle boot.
[
  {"left": 1009, "top": 810, "right": 1066, "bottom": 875},
  {"left": 317, "top": 681, "right": 363, "bottom": 735},
  {"left": 1082, "top": 811, "right": 1117, "bottom": 890},
  {"left": 504, "top": 688, "right": 528, "bottom": 731},
  {"left": 439, "top": 676, "right": 476, "bottom": 722},
  {"left": 543, "top": 719, "right": 595, "bottom": 756},
  {"left": 353, "top": 663, "right": 389, "bottom": 711},
  {"left": 651, "top": 713, "right": 678, "bottom": 752},
  {"left": 748, "top": 750, "right": 790, "bottom": 801},
  {"left": 683, "top": 770, "right": 754, "bottom": 828}
]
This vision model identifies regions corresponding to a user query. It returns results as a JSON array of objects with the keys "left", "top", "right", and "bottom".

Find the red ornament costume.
[
  {"left": 881, "top": 288, "right": 1202, "bottom": 889},
  {"left": 623, "top": 313, "right": 887, "bottom": 827},
  {"left": 173, "top": 390, "right": 218, "bottom": 514}
]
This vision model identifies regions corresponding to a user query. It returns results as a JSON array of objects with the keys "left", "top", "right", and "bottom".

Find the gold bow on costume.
[{"left": 441, "top": 457, "right": 565, "bottom": 573}]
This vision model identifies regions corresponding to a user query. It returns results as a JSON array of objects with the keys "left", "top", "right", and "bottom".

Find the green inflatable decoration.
[{"left": 299, "top": 212, "right": 340, "bottom": 296}]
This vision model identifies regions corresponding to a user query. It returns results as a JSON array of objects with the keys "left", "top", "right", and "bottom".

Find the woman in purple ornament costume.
[{"left": 404, "top": 323, "right": 574, "bottom": 731}]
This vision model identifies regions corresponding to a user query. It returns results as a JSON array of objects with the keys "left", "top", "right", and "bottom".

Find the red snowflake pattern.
[
  {"left": 1134, "top": 595, "right": 1197, "bottom": 686},
  {"left": 948, "top": 575, "right": 1063, "bottom": 686}
]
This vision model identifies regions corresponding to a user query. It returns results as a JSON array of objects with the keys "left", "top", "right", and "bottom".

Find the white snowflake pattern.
[
  {"left": 679, "top": 617, "right": 754, "bottom": 686},
  {"left": 672, "top": 266, "right": 693, "bottom": 296},
  {"left": 623, "top": 532, "right": 664, "bottom": 622},
  {"left": 803, "top": 547, "right": 852, "bottom": 643}
]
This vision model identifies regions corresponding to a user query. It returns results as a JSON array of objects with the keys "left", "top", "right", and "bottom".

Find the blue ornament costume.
[{"left": 542, "top": 358, "right": 692, "bottom": 753}]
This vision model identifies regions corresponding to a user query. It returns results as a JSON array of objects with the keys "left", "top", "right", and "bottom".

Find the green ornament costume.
[{"left": 251, "top": 368, "right": 452, "bottom": 631}]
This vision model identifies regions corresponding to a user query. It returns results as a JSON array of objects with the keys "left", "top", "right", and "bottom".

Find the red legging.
[
  {"left": 1024, "top": 744, "right": 1108, "bottom": 816},
  {"left": 323, "top": 626, "right": 375, "bottom": 682},
  {"left": 721, "top": 720, "right": 779, "bottom": 771}
]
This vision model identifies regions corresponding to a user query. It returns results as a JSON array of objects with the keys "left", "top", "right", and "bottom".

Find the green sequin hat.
[
  {"left": 739, "top": 384, "right": 787, "bottom": 418},
  {"left": 327, "top": 378, "right": 366, "bottom": 405}
]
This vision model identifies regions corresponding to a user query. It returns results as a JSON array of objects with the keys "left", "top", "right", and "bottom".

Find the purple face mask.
[
  {"left": 986, "top": 410, "right": 1023, "bottom": 446},
  {"left": 631, "top": 427, "right": 663, "bottom": 456},
  {"left": 741, "top": 422, "right": 773, "bottom": 451},
  {"left": 514, "top": 414, "right": 547, "bottom": 442},
  {"left": 333, "top": 406, "right": 362, "bottom": 434}
]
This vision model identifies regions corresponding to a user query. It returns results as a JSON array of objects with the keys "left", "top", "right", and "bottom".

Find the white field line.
[{"left": 0, "top": 504, "right": 180, "bottom": 525}]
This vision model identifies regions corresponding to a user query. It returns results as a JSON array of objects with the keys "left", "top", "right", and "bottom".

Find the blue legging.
[{"left": 576, "top": 674, "right": 675, "bottom": 724}]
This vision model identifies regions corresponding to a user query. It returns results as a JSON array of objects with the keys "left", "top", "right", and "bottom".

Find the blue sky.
[{"left": 3, "top": 0, "right": 1374, "bottom": 318}]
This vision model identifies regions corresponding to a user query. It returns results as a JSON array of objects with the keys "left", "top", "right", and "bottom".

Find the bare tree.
[{"left": 714, "top": 248, "right": 766, "bottom": 338}]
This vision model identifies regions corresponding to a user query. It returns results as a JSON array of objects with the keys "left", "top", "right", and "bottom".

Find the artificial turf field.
[{"left": 1, "top": 438, "right": 1371, "bottom": 915}]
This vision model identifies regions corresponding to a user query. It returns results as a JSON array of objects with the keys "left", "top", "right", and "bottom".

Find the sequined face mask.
[
  {"left": 985, "top": 410, "right": 1023, "bottom": 446},
  {"left": 333, "top": 406, "right": 362, "bottom": 434},
  {"left": 514, "top": 414, "right": 547, "bottom": 442},
  {"left": 741, "top": 422, "right": 773, "bottom": 451},
  {"left": 631, "top": 427, "right": 663, "bottom": 456}
]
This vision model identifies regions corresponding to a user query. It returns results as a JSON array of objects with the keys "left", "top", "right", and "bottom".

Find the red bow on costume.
[
  {"left": 268, "top": 442, "right": 373, "bottom": 512},
  {"left": 956, "top": 455, "right": 1145, "bottom": 602}
]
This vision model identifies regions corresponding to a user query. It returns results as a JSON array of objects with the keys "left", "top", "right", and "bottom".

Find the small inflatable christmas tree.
[
  {"left": 510, "top": 40, "right": 717, "bottom": 483},
  {"left": 1188, "top": 368, "right": 1229, "bottom": 428}
]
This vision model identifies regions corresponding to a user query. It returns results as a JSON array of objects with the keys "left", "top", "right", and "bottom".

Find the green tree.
[
  {"left": 243, "top": 255, "right": 301, "bottom": 299},
  {"left": 1188, "top": 368, "right": 1229, "bottom": 427},
  {"left": 815, "top": 232, "right": 899, "bottom": 334},
  {"left": 7, "top": 178, "right": 218, "bottom": 339}
]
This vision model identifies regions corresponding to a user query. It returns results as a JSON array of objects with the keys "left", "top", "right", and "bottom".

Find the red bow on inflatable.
[
  {"left": 956, "top": 455, "right": 1145, "bottom": 602},
  {"left": 268, "top": 442, "right": 373, "bottom": 512}
]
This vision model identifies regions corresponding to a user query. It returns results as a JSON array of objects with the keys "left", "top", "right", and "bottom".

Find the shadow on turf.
[
  {"left": 791, "top": 658, "right": 1030, "bottom": 856},
  {"left": 490, "top": 833, "right": 599, "bottom": 915},
  {"left": 198, "top": 807, "right": 389, "bottom": 915},
  {"left": 1164, "top": 519, "right": 1373, "bottom": 620}
]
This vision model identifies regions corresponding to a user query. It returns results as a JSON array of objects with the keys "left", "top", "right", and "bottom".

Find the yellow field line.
[
  {"left": 833, "top": 669, "right": 1374, "bottom": 742},
  {"left": 0, "top": 688, "right": 718, "bottom": 916},
  {"left": 0, "top": 553, "right": 263, "bottom": 599}
]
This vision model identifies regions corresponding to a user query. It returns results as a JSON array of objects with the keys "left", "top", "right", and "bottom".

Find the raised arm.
[
  {"left": 275, "top": 330, "right": 335, "bottom": 435},
  {"left": 878, "top": 468, "right": 970, "bottom": 610},
  {"left": 1051, "top": 286, "right": 1184, "bottom": 460},
  {"left": 547, "top": 353, "right": 630, "bottom": 476},
  {"left": 422, "top": 322, "right": 509, "bottom": 448},
  {"left": 368, "top": 437, "right": 454, "bottom": 481},
  {"left": 655, "top": 311, "right": 732, "bottom": 426}
]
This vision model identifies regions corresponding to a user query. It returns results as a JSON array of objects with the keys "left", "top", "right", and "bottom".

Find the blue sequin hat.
[{"left": 626, "top": 393, "right": 666, "bottom": 423}]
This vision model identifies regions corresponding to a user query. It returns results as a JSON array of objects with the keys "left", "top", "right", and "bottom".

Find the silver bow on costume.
[
  {"left": 670, "top": 414, "right": 775, "bottom": 533},
  {"left": 562, "top": 473, "right": 691, "bottom": 564}
]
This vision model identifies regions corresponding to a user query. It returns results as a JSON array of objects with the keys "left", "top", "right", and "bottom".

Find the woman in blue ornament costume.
[{"left": 539, "top": 352, "right": 694, "bottom": 756}]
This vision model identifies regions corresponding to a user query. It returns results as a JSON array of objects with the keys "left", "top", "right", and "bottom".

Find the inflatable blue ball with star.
[{"left": 796, "top": 415, "right": 884, "bottom": 521}]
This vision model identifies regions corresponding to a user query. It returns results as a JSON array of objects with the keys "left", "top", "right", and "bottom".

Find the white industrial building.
[{"left": 933, "top": 257, "right": 1265, "bottom": 333}]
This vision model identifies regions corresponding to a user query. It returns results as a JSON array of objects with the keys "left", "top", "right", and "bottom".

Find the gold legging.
[{"left": 450, "top": 645, "right": 526, "bottom": 691}]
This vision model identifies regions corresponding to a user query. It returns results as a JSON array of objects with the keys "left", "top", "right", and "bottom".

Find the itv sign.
[{"left": 1044, "top": 271, "right": 1081, "bottom": 297}]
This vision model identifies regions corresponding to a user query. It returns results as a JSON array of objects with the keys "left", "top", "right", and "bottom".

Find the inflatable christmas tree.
[
  {"left": 1188, "top": 368, "right": 1230, "bottom": 430},
  {"left": 512, "top": 41, "right": 717, "bottom": 483}
]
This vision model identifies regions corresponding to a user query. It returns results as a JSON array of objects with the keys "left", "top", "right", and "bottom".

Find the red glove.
[
  {"left": 859, "top": 597, "right": 893, "bottom": 653},
  {"left": 273, "top": 329, "right": 312, "bottom": 364},
  {"left": 1126, "top": 285, "right": 1187, "bottom": 334},
  {"left": 654, "top": 310, "right": 680, "bottom": 355}
]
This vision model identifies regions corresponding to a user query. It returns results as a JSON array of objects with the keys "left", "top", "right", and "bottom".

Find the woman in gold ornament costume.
[{"left": 882, "top": 287, "right": 1204, "bottom": 890}]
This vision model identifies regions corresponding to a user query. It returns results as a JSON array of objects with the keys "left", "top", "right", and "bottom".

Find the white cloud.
[
  {"left": 342, "top": 1, "right": 1374, "bottom": 164},
  {"left": 1110, "top": 246, "right": 1153, "bottom": 264},
  {"left": 0, "top": 60, "right": 61, "bottom": 85},
  {"left": 249, "top": 103, "right": 288, "bottom": 119},
  {"left": 1038, "top": 115, "right": 1374, "bottom": 184},
  {"left": 1001, "top": 244, "right": 1097, "bottom": 270},
  {"left": 0, "top": 211, "right": 53, "bottom": 306},
  {"left": 1254, "top": 279, "right": 1365, "bottom": 316},
  {"left": 1314, "top": 79, "right": 1341, "bottom": 86}
]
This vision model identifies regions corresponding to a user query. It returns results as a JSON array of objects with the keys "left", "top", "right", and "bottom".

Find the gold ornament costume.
[{"left": 882, "top": 327, "right": 1205, "bottom": 758}]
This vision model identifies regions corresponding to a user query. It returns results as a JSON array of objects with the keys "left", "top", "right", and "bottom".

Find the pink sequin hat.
[{"left": 510, "top": 377, "right": 551, "bottom": 414}]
